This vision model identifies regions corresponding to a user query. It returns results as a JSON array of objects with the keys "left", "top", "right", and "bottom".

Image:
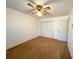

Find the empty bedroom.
[{"left": 6, "top": 0, "right": 73, "bottom": 59}]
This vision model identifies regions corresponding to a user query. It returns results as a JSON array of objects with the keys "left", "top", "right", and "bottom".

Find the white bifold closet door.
[
  {"left": 40, "top": 21, "right": 55, "bottom": 38},
  {"left": 40, "top": 20, "right": 67, "bottom": 41}
]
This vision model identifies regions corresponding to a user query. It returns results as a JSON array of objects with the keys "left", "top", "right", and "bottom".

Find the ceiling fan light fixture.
[
  {"left": 37, "top": 11, "right": 42, "bottom": 16},
  {"left": 27, "top": 1, "right": 52, "bottom": 17}
]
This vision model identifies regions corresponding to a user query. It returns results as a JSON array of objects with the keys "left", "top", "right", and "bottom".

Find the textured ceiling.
[{"left": 6, "top": 0, "right": 73, "bottom": 18}]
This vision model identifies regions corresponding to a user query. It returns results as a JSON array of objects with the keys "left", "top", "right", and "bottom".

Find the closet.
[{"left": 40, "top": 16, "right": 68, "bottom": 41}]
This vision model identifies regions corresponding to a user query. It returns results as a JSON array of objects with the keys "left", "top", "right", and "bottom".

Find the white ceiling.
[{"left": 6, "top": 0, "right": 73, "bottom": 18}]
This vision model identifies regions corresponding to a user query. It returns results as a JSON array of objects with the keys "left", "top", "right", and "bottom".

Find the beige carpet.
[{"left": 7, "top": 36, "right": 71, "bottom": 59}]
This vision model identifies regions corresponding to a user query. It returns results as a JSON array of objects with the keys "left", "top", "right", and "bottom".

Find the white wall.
[
  {"left": 67, "top": 11, "right": 73, "bottom": 57},
  {"left": 6, "top": 7, "right": 39, "bottom": 49},
  {"left": 39, "top": 16, "right": 69, "bottom": 41}
]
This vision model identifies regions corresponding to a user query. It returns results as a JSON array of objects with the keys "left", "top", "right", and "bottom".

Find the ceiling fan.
[{"left": 26, "top": 0, "right": 59, "bottom": 16}]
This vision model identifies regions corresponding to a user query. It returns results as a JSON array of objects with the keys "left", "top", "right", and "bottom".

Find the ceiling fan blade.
[
  {"left": 43, "top": 6, "right": 51, "bottom": 10},
  {"left": 25, "top": 0, "right": 35, "bottom": 4},
  {"left": 28, "top": 0, "right": 36, "bottom": 4},
  {"left": 43, "top": 0, "right": 61, "bottom": 5},
  {"left": 27, "top": 3, "right": 35, "bottom": 8}
]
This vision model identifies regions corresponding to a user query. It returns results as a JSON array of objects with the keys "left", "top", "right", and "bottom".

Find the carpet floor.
[{"left": 7, "top": 36, "right": 71, "bottom": 59}]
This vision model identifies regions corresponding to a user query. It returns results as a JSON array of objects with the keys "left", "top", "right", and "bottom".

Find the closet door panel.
[
  {"left": 40, "top": 22, "right": 48, "bottom": 37},
  {"left": 54, "top": 21, "right": 67, "bottom": 41},
  {"left": 47, "top": 22, "right": 55, "bottom": 38},
  {"left": 40, "top": 21, "right": 55, "bottom": 38}
]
